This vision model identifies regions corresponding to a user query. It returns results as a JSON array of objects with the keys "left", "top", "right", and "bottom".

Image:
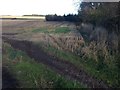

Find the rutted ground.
[
  {"left": 2, "top": 20, "right": 85, "bottom": 54},
  {"left": 2, "top": 20, "right": 114, "bottom": 88},
  {"left": 3, "top": 37, "right": 108, "bottom": 88}
]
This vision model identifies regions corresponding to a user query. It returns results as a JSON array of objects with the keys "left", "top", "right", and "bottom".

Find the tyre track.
[{"left": 3, "top": 37, "right": 109, "bottom": 88}]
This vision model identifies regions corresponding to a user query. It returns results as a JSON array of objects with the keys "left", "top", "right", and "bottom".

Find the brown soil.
[
  {"left": 2, "top": 20, "right": 75, "bottom": 33},
  {"left": 3, "top": 37, "right": 109, "bottom": 88}
]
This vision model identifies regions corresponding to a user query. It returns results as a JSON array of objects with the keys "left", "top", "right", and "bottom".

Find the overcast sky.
[
  {"left": 0, "top": 0, "right": 80, "bottom": 16},
  {"left": 0, "top": 0, "right": 119, "bottom": 16}
]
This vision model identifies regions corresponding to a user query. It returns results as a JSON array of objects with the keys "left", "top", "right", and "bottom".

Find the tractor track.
[{"left": 3, "top": 37, "right": 109, "bottom": 88}]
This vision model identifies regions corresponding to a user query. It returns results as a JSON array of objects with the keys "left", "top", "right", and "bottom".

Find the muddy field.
[
  {"left": 2, "top": 20, "right": 111, "bottom": 88},
  {"left": 2, "top": 20, "right": 74, "bottom": 33},
  {"left": 2, "top": 20, "right": 84, "bottom": 54},
  {"left": 3, "top": 37, "right": 108, "bottom": 88}
]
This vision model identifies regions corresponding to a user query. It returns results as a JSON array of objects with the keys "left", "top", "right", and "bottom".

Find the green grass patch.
[
  {"left": 53, "top": 27, "right": 70, "bottom": 33},
  {"left": 3, "top": 42, "right": 84, "bottom": 88},
  {"left": 32, "top": 27, "right": 70, "bottom": 34}
]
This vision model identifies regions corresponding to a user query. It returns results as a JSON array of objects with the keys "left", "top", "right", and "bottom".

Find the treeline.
[
  {"left": 78, "top": 2, "right": 120, "bottom": 30},
  {"left": 45, "top": 14, "right": 81, "bottom": 22},
  {"left": 78, "top": 2, "right": 120, "bottom": 87}
]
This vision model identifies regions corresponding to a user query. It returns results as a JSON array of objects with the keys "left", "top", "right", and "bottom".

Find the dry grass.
[{"left": 0, "top": 15, "right": 45, "bottom": 20}]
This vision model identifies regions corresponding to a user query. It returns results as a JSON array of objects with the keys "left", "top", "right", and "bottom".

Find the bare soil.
[
  {"left": 3, "top": 37, "right": 109, "bottom": 88},
  {"left": 2, "top": 20, "right": 75, "bottom": 33},
  {"left": 2, "top": 20, "right": 111, "bottom": 88}
]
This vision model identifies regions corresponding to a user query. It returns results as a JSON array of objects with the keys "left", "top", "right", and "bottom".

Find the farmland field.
[{"left": 2, "top": 19, "right": 119, "bottom": 88}]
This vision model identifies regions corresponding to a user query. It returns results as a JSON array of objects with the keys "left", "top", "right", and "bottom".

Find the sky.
[{"left": 0, "top": 0, "right": 80, "bottom": 16}]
